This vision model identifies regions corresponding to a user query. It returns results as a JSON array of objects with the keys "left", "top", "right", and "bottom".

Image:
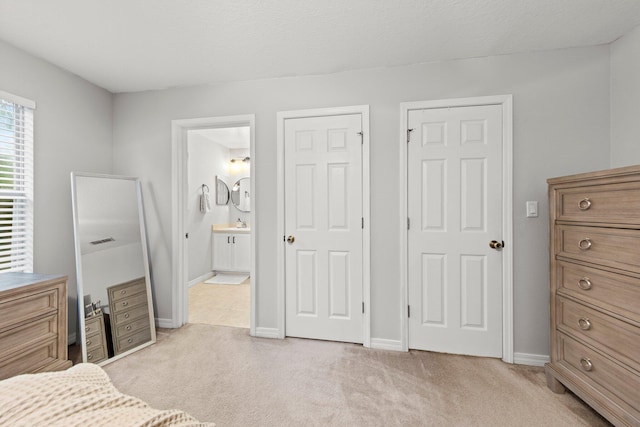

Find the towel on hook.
[{"left": 200, "top": 193, "right": 211, "bottom": 213}]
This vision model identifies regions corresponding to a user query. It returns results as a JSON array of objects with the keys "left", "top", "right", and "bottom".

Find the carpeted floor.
[{"left": 103, "top": 324, "right": 610, "bottom": 427}]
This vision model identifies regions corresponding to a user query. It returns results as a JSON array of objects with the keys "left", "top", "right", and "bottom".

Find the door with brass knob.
[
  {"left": 407, "top": 102, "right": 505, "bottom": 359},
  {"left": 283, "top": 112, "right": 365, "bottom": 344}
]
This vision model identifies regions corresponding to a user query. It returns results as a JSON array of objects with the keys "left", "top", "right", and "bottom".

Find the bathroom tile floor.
[{"left": 188, "top": 277, "right": 250, "bottom": 329}]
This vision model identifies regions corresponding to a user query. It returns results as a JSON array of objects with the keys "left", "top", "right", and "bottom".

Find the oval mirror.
[{"left": 230, "top": 177, "right": 250, "bottom": 212}]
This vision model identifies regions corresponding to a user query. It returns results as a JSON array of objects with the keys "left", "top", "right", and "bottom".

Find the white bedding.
[{"left": 0, "top": 363, "right": 214, "bottom": 427}]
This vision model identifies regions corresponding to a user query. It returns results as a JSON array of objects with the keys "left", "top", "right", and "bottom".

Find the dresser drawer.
[
  {"left": 110, "top": 292, "right": 148, "bottom": 313},
  {"left": 557, "top": 297, "right": 640, "bottom": 371},
  {"left": 108, "top": 278, "right": 146, "bottom": 303},
  {"left": 557, "top": 333, "right": 640, "bottom": 415},
  {"left": 556, "top": 182, "right": 640, "bottom": 225},
  {"left": 115, "top": 327, "right": 151, "bottom": 354},
  {"left": 86, "top": 345, "right": 106, "bottom": 364},
  {"left": 557, "top": 261, "right": 640, "bottom": 323},
  {"left": 557, "top": 225, "right": 640, "bottom": 274},
  {"left": 0, "top": 339, "right": 58, "bottom": 380},
  {"left": 113, "top": 317, "right": 150, "bottom": 339},
  {"left": 112, "top": 304, "right": 149, "bottom": 325},
  {"left": 0, "top": 315, "right": 57, "bottom": 356},
  {"left": 0, "top": 289, "right": 58, "bottom": 330}
]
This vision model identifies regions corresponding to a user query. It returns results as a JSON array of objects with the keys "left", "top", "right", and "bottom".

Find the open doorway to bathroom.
[{"left": 173, "top": 118, "right": 254, "bottom": 330}]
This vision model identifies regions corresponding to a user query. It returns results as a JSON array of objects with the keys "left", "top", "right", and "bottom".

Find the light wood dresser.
[
  {"left": 0, "top": 273, "right": 72, "bottom": 380},
  {"left": 84, "top": 312, "right": 108, "bottom": 363},
  {"left": 546, "top": 165, "right": 640, "bottom": 427},
  {"left": 107, "top": 277, "right": 151, "bottom": 356}
]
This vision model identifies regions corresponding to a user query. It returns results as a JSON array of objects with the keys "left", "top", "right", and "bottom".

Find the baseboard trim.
[
  {"left": 188, "top": 272, "right": 215, "bottom": 288},
  {"left": 155, "top": 318, "right": 175, "bottom": 329},
  {"left": 68, "top": 332, "right": 77, "bottom": 345},
  {"left": 513, "top": 352, "right": 550, "bottom": 366},
  {"left": 254, "top": 327, "right": 281, "bottom": 339},
  {"left": 370, "top": 338, "right": 404, "bottom": 352}
]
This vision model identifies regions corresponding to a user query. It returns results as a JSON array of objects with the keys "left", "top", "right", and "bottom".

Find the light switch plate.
[{"left": 526, "top": 201, "right": 538, "bottom": 218}]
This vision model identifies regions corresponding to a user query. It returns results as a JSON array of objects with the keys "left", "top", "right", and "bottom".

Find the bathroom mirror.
[
  {"left": 215, "top": 175, "right": 229, "bottom": 205},
  {"left": 71, "top": 172, "right": 156, "bottom": 365},
  {"left": 230, "top": 177, "right": 250, "bottom": 212}
]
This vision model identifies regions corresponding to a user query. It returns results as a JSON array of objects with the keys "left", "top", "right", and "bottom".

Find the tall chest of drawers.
[
  {"left": 0, "top": 273, "right": 73, "bottom": 380},
  {"left": 546, "top": 166, "right": 640, "bottom": 427},
  {"left": 107, "top": 277, "right": 152, "bottom": 356}
]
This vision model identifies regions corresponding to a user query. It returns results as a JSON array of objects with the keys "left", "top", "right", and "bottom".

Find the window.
[{"left": 0, "top": 91, "right": 34, "bottom": 273}]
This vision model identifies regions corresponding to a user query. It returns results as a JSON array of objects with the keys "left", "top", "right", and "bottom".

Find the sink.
[{"left": 212, "top": 225, "right": 250, "bottom": 233}]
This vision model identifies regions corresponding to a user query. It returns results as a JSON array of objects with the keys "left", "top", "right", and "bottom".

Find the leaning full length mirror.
[{"left": 71, "top": 173, "right": 156, "bottom": 365}]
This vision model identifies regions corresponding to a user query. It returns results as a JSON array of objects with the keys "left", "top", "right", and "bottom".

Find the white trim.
[
  {"left": 254, "top": 327, "right": 281, "bottom": 339},
  {"left": 188, "top": 271, "right": 215, "bottom": 288},
  {"left": 97, "top": 340, "right": 156, "bottom": 366},
  {"left": 171, "top": 115, "right": 256, "bottom": 335},
  {"left": 399, "top": 95, "right": 514, "bottom": 363},
  {"left": 513, "top": 353, "right": 550, "bottom": 367},
  {"left": 0, "top": 90, "right": 36, "bottom": 109},
  {"left": 155, "top": 318, "right": 175, "bottom": 329},
  {"left": 276, "top": 105, "right": 371, "bottom": 345},
  {"left": 370, "top": 338, "right": 403, "bottom": 352}
]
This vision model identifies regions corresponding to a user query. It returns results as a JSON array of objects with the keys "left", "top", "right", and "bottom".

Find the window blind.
[{"left": 0, "top": 93, "right": 34, "bottom": 273}]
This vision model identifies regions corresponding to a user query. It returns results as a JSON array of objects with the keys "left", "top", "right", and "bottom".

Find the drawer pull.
[
  {"left": 121, "top": 290, "right": 127, "bottom": 295},
  {"left": 577, "top": 198, "right": 592, "bottom": 211},
  {"left": 578, "top": 318, "right": 591, "bottom": 330},
  {"left": 577, "top": 277, "right": 592, "bottom": 290},
  {"left": 88, "top": 353, "right": 94, "bottom": 361},
  {"left": 578, "top": 238, "right": 592, "bottom": 250},
  {"left": 86, "top": 339, "right": 92, "bottom": 346},
  {"left": 124, "top": 313, "right": 130, "bottom": 319},
  {"left": 127, "top": 338, "right": 134, "bottom": 344},
  {"left": 580, "top": 357, "right": 593, "bottom": 372},
  {"left": 85, "top": 326, "right": 90, "bottom": 332},
  {"left": 126, "top": 325, "right": 132, "bottom": 331},
  {"left": 122, "top": 301, "right": 129, "bottom": 307}
]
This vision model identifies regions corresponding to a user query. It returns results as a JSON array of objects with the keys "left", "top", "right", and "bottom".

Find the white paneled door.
[
  {"left": 408, "top": 104, "right": 503, "bottom": 357},
  {"left": 284, "top": 114, "right": 363, "bottom": 343}
]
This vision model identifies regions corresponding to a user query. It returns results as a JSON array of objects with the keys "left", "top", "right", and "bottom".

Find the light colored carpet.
[
  {"left": 205, "top": 274, "right": 250, "bottom": 285},
  {"left": 188, "top": 281, "right": 250, "bottom": 328},
  {"left": 103, "top": 324, "right": 610, "bottom": 427}
]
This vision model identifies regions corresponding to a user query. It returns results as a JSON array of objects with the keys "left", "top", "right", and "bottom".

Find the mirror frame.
[
  {"left": 71, "top": 172, "right": 156, "bottom": 365},
  {"left": 230, "top": 176, "right": 250, "bottom": 212}
]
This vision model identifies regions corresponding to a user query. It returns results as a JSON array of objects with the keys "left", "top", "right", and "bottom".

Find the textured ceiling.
[{"left": 1, "top": 0, "right": 640, "bottom": 93}]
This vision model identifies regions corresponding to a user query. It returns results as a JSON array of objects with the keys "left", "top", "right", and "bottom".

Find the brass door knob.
[
  {"left": 489, "top": 240, "right": 504, "bottom": 249},
  {"left": 287, "top": 235, "right": 295, "bottom": 244}
]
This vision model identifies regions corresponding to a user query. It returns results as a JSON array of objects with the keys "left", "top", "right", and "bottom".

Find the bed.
[{"left": 0, "top": 363, "right": 214, "bottom": 426}]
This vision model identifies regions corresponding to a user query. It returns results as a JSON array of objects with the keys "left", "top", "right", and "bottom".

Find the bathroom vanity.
[{"left": 212, "top": 225, "right": 250, "bottom": 272}]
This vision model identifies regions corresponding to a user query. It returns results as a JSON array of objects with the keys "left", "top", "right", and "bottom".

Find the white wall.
[
  {"left": 81, "top": 242, "right": 145, "bottom": 313},
  {"left": 611, "top": 24, "right": 640, "bottom": 166},
  {"left": 113, "top": 45, "right": 610, "bottom": 356},
  {"left": 187, "top": 133, "right": 230, "bottom": 281},
  {"left": 0, "top": 40, "right": 113, "bottom": 339}
]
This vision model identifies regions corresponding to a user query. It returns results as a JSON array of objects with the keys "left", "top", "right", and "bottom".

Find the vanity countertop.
[{"left": 212, "top": 224, "right": 250, "bottom": 234}]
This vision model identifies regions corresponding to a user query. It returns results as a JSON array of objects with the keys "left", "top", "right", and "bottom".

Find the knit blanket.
[{"left": 0, "top": 363, "right": 214, "bottom": 427}]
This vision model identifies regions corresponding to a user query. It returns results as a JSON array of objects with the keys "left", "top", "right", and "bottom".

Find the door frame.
[
  {"left": 399, "top": 95, "right": 513, "bottom": 362},
  {"left": 171, "top": 114, "right": 256, "bottom": 335},
  {"left": 276, "top": 105, "right": 371, "bottom": 346}
]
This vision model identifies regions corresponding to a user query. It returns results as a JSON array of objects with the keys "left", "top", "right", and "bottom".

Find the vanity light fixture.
[{"left": 230, "top": 157, "right": 250, "bottom": 163}]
